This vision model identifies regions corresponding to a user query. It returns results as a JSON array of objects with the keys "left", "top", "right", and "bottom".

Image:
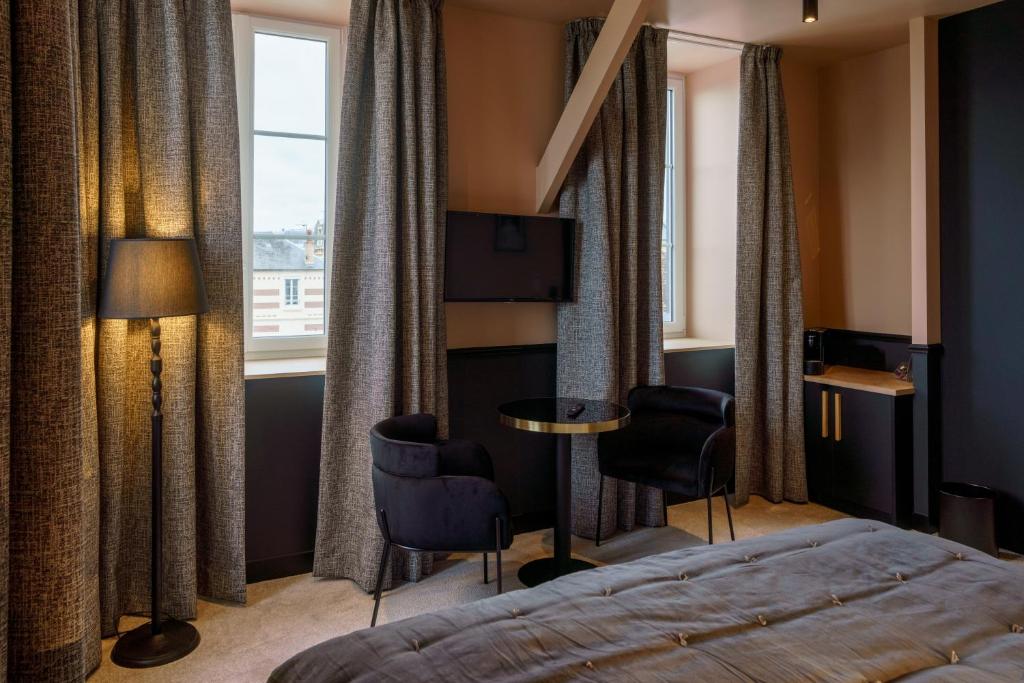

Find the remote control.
[{"left": 566, "top": 403, "right": 586, "bottom": 419}]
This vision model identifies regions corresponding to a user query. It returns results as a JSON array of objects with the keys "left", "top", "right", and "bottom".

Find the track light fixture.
[{"left": 803, "top": 0, "right": 818, "bottom": 23}]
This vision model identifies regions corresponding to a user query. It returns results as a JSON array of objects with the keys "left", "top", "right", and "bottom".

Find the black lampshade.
[{"left": 99, "top": 238, "right": 209, "bottom": 319}]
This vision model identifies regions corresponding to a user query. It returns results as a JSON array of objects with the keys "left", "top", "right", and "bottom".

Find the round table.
[{"left": 498, "top": 397, "right": 630, "bottom": 586}]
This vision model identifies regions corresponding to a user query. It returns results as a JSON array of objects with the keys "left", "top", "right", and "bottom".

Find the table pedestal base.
[{"left": 518, "top": 557, "right": 596, "bottom": 587}]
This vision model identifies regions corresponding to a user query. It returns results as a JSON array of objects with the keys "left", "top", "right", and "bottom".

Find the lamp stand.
[{"left": 111, "top": 318, "right": 200, "bottom": 668}]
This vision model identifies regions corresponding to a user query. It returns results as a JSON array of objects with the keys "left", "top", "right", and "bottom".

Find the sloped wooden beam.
[{"left": 535, "top": 0, "right": 650, "bottom": 214}]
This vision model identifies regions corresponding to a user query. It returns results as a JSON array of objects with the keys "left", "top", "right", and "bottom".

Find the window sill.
[
  {"left": 244, "top": 339, "right": 734, "bottom": 378},
  {"left": 244, "top": 356, "right": 326, "bottom": 380},
  {"left": 663, "top": 337, "right": 734, "bottom": 354}
]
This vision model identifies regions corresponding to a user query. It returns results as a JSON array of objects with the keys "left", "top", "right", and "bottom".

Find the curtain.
[
  {"left": 734, "top": 45, "right": 807, "bottom": 506},
  {"left": 0, "top": 0, "right": 246, "bottom": 678},
  {"left": 314, "top": 0, "right": 449, "bottom": 593},
  {"left": 558, "top": 19, "right": 668, "bottom": 542}
]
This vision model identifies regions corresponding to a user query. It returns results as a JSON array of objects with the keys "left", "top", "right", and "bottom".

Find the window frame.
[
  {"left": 663, "top": 76, "right": 687, "bottom": 338},
  {"left": 232, "top": 14, "right": 344, "bottom": 360}
]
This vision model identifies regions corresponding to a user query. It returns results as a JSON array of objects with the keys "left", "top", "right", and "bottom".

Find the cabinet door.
[
  {"left": 804, "top": 383, "right": 831, "bottom": 504},
  {"left": 830, "top": 389, "right": 895, "bottom": 517}
]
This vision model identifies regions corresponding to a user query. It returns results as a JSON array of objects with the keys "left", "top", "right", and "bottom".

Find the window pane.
[
  {"left": 662, "top": 88, "right": 675, "bottom": 323},
  {"left": 254, "top": 33, "right": 326, "bottom": 136},
  {"left": 252, "top": 135, "right": 326, "bottom": 337}
]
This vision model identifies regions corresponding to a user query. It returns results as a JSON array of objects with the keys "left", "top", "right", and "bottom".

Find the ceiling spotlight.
[{"left": 803, "top": 0, "right": 818, "bottom": 23}]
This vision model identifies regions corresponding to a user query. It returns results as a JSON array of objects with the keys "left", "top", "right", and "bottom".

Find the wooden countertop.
[{"left": 804, "top": 365, "right": 915, "bottom": 396}]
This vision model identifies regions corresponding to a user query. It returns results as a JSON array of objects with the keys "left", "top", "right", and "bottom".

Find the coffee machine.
[{"left": 804, "top": 328, "right": 826, "bottom": 375}]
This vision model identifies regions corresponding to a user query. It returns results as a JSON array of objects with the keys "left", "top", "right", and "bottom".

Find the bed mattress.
[{"left": 270, "top": 518, "right": 1024, "bottom": 681}]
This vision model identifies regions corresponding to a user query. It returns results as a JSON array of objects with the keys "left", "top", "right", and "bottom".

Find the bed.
[{"left": 270, "top": 519, "right": 1024, "bottom": 681}]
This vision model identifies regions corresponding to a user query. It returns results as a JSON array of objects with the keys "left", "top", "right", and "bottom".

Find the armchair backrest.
[
  {"left": 627, "top": 385, "right": 734, "bottom": 426},
  {"left": 369, "top": 413, "right": 440, "bottom": 478}
]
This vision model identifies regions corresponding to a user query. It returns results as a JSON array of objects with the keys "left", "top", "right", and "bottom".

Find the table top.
[
  {"left": 804, "top": 365, "right": 915, "bottom": 396},
  {"left": 498, "top": 397, "right": 630, "bottom": 434}
]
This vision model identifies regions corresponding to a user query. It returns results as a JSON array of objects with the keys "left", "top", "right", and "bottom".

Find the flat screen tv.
[{"left": 444, "top": 211, "right": 575, "bottom": 302}]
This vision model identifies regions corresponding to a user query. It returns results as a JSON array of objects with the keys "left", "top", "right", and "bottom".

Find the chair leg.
[
  {"left": 722, "top": 488, "right": 736, "bottom": 541},
  {"left": 495, "top": 517, "right": 503, "bottom": 595},
  {"left": 706, "top": 467, "right": 715, "bottom": 545},
  {"left": 706, "top": 492, "right": 714, "bottom": 545},
  {"left": 483, "top": 552, "right": 489, "bottom": 584},
  {"left": 370, "top": 539, "right": 391, "bottom": 628},
  {"left": 595, "top": 475, "right": 605, "bottom": 547}
]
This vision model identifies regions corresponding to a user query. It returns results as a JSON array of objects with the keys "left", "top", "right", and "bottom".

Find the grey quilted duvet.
[{"left": 271, "top": 519, "right": 1024, "bottom": 682}]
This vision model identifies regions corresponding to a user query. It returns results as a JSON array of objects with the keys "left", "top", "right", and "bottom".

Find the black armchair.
[
  {"left": 369, "top": 414, "right": 512, "bottom": 626},
  {"left": 596, "top": 386, "right": 736, "bottom": 546}
]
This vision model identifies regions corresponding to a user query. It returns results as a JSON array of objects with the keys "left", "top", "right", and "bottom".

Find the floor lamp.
[{"left": 99, "top": 237, "right": 209, "bottom": 668}]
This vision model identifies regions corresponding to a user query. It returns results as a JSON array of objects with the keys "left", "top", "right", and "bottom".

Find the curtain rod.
[{"left": 662, "top": 28, "right": 745, "bottom": 52}]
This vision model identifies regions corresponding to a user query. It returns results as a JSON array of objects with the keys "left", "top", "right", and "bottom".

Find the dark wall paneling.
[
  {"left": 244, "top": 344, "right": 741, "bottom": 581},
  {"left": 447, "top": 344, "right": 558, "bottom": 534},
  {"left": 939, "top": 0, "right": 1024, "bottom": 553},
  {"left": 245, "top": 375, "right": 324, "bottom": 582},
  {"left": 664, "top": 348, "right": 735, "bottom": 394},
  {"left": 822, "top": 329, "right": 911, "bottom": 373}
]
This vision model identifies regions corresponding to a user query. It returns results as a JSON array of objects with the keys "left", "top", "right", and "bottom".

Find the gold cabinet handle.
[
  {"left": 834, "top": 392, "right": 842, "bottom": 442},
  {"left": 820, "top": 390, "right": 828, "bottom": 438}
]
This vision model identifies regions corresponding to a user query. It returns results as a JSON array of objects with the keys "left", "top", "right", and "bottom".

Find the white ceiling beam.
[{"left": 534, "top": 0, "right": 650, "bottom": 214}]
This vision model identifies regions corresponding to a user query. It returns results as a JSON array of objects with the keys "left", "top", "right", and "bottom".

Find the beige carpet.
[{"left": 91, "top": 497, "right": 849, "bottom": 681}]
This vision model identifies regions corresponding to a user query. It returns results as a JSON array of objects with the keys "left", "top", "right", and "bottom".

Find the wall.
[
  {"left": 683, "top": 58, "right": 739, "bottom": 342},
  {"left": 782, "top": 57, "right": 822, "bottom": 328},
  {"left": 444, "top": 5, "right": 563, "bottom": 348},
  {"left": 939, "top": 0, "right": 1024, "bottom": 553},
  {"left": 818, "top": 44, "right": 911, "bottom": 335}
]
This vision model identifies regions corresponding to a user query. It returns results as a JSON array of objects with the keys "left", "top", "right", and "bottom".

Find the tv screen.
[{"left": 444, "top": 211, "right": 575, "bottom": 302}]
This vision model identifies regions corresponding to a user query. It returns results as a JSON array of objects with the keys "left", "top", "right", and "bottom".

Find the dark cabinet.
[{"left": 804, "top": 378, "right": 913, "bottom": 526}]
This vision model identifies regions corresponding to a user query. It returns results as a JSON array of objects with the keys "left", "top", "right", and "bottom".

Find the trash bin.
[{"left": 938, "top": 482, "right": 998, "bottom": 556}]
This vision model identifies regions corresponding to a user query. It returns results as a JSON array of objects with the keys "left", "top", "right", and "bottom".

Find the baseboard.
[{"left": 247, "top": 551, "right": 314, "bottom": 584}]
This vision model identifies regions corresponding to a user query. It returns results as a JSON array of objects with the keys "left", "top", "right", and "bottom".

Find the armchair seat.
[
  {"left": 368, "top": 414, "right": 511, "bottom": 627},
  {"left": 596, "top": 385, "right": 737, "bottom": 546}
]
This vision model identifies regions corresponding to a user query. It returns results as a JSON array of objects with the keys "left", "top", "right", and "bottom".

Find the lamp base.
[{"left": 110, "top": 619, "right": 200, "bottom": 669}]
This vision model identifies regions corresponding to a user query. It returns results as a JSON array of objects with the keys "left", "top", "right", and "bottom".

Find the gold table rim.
[{"left": 498, "top": 401, "right": 631, "bottom": 435}]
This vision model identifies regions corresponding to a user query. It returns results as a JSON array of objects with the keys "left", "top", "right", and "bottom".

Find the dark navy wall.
[
  {"left": 939, "top": 0, "right": 1024, "bottom": 552},
  {"left": 244, "top": 345, "right": 736, "bottom": 581}
]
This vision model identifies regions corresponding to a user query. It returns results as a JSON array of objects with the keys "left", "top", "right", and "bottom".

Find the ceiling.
[{"left": 230, "top": 0, "right": 1000, "bottom": 71}]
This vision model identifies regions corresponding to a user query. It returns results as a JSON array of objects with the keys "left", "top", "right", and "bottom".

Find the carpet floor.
[{"left": 91, "top": 497, "right": 850, "bottom": 681}]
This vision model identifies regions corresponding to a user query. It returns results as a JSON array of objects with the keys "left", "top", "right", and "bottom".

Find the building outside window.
[{"left": 232, "top": 15, "right": 342, "bottom": 357}]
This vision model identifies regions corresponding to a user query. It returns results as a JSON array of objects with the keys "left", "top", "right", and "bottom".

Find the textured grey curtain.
[
  {"left": 315, "top": 0, "right": 449, "bottom": 593},
  {"left": 558, "top": 19, "right": 667, "bottom": 541},
  {"left": 735, "top": 45, "right": 807, "bottom": 505},
  {"left": 0, "top": 0, "right": 246, "bottom": 678}
]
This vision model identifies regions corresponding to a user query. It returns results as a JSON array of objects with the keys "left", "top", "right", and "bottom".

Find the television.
[{"left": 444, "top": 211, "right": 575, "bottom": 302}]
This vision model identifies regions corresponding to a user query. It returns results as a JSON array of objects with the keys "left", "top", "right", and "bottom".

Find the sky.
[{"left": 252, "top": 33, "right": 328, "bottom": 235}]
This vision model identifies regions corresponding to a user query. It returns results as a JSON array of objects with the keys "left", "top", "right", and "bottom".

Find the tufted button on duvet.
[
  {"left": 511, "top": 607, "right": 522, "bottom": 618},
  {"left": 808, "top": 540, "right": 819, "bottom": 548},
  {"left": 955, "top": 552, "right": 964, "bottom": 560},
  {"left": 744, "top": 555, "right": 759, "bottom": 564},
  {"left": 950, "top": 650, "right": 960, "bottom": 664},
  {"left": 757, "top": 615, "right": 768, "bottom": 626},
  {"left": 603, "top": 586, "right": 612, "bottom": 597},
  {"left": 678, "top": 571, "right": 688, "bottom": 581},
  {"left": 1012, "top": 624, "right": 1023, "bottom": 634},
  {"left": 412, "top": 639, "right": 421, "bottom": 652},
  {"left": 895, "top": 572, "right": 907, "bottom": 583},
  {"left": 830, "top": 594, "right": 843, "bottom": 607},
  {"left": 676, "top": 633, "right": 688, "bottom": 647},
  {"left": 584, "top": 660, "right": 595, "bottom": 670}
]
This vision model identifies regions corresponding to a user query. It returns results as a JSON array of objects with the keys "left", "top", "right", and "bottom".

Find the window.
[
  {"left": 283, "top": 277, "right": 300, "bottom": 307},
  {"left": 663, "top": 78, "right": 686, "bottom": 337},
  {"left": 233, "top": 15, "right": 343, "bottom": 358}
]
